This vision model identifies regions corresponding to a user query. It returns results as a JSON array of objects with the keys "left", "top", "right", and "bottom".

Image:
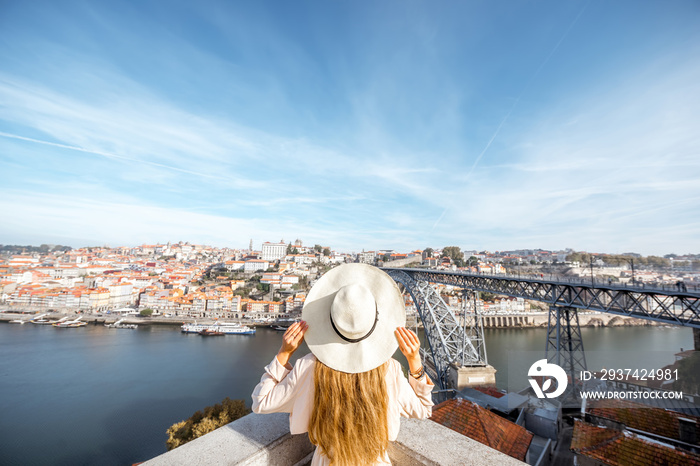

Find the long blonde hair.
[{"left": 308, "top": 359, "right": 389, "bottom": 465}]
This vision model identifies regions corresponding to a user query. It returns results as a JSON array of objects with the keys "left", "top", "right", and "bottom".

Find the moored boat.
[
  {"left": 105, "top": 319, "right": 138, "bottom": 329},
  {"left": 181, "top": 321, "right": 255, "bottom": 335},
  {"left": 53, "top": 321, "right": 88, "bottom": 328},
  {"left": 53, "top": 316, "right": 87, "bottom": 328},
  {"left": 33, "top": 316, "right": 68, "bottom": 325}
]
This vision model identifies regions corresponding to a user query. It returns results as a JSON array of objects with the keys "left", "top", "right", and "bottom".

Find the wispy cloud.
[
  {"left": 0, "top": 131, "right": 223, "bottom": 180},
  {"left": 0, "top": 1, "right": 698, "bottom": 254}
]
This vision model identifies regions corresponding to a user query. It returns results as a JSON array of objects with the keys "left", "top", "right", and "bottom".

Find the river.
[{"left": 0, "top": 322, "right": 694, "bottom": 465}]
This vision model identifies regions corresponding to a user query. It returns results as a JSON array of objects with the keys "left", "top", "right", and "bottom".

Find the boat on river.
[
  {"left": 9, "top": 313, "right": 50, "bottom": 324},
  {"left": 33, "top": 316, "right": 68, "bottom": 325},
  {"left": 105, "top": 319, "right": 138, "bottom": 329},
  {"left": 181, "top": 321, "right": 255, "bottom": 335},
  {"left": 53, "top": 316, "right": 87, "bottom": 328}
]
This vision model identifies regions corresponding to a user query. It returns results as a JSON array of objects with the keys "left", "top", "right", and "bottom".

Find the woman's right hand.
[
  {"left": 395, "top": 326, "right": 422, "bottom": 374},
  {"left": 276, "top": 320, "right": 308, "bottom": 368}
]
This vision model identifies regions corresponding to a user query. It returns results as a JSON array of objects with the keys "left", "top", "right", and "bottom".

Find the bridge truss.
[
  {"left": 383, "top": 267, "right": 700, "bottom": 392},
  {"left": 385, "top": 269, "right": 487, "bottom": 390},
  {"left": 384, "top": 268, "right": 700, "bottom": 328}
]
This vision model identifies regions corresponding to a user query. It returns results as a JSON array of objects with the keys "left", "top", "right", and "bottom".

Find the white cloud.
[{"left": 1, "top": 5, "right": 698, "bottom": 255}]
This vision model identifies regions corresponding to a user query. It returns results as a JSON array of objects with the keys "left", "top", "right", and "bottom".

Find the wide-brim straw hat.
[{"left": 302, "top": 263, "right": 406, "bottom": 373}]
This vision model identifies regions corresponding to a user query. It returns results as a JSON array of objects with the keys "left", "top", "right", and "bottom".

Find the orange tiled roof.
[
  {"left": 430, "top": 398, "right": 532, "bottom": 461},
  {"left": 571, "top": 420, "right": 700, "bottom": 466},
  {"left": 471, "top": 386, "right": 506, "bottom": 399},
  {"left": 587, "top": 398, "right": 700, "bottom": 442}
]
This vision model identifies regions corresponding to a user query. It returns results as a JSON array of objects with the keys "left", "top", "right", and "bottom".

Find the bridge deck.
[{"left": 383, "top": 268, "right": 700, "bottom": 329}]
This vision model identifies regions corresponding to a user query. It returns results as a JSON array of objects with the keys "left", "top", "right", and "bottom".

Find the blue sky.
[{"left": 1, "top": 0, "right": 699, "bottom": 255}]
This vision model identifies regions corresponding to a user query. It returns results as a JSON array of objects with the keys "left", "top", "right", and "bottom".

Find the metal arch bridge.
[{"left": 383, "top": 267, "right": 700, "bottom": 390}]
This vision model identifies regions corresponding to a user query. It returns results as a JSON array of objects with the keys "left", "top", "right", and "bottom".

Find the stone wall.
[
  {"left": 480, "top": 312, "right": 657, "bottom": 329},
  {"left": 143, "top": 412, "right": 526, "bottom": 465},
  {"left": 382, "top": 257, "right": 422, "bottom": 268}
]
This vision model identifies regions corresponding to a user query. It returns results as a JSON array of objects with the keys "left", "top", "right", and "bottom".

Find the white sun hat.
[{"left": 302, "top": 263, "right": 406, "bottom": 373}]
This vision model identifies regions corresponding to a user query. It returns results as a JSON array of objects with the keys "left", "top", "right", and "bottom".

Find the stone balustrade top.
[{"left": 143, "top": 412, "right": 525, "bottom": 465}]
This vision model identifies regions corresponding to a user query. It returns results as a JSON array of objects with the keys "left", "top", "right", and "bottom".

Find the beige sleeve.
[
  {"left": 394, "top": 360, "right": 434, "bottom": 419},
  {"left": 251, "top": 355, "right": 298, "bottom": 414}
]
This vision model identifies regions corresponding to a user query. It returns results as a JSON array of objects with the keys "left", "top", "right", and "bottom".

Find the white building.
[
  {"left": 261, "top": 241, "right": 287, "bottom": 262},
  {"left": 358, "top": 251, "right": 376, "bottom": 264},
  {"left": 108, "top": 282, "right": 135, "bottom": 308},
  {"left": 244, "top": 259, "right": 270, "bottom": 273}
]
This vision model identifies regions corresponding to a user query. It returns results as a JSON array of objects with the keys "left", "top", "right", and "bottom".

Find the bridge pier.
[
  {"left": 448, "top": 363, "right": 497, "bottom": 390},
  {"left": 546, "top": 305, "right": 587, "bottom": 403}
]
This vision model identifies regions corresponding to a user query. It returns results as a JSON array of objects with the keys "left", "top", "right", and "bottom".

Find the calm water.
[
  {"left": 0, "top": 323, "right": 694, "bottom": 465},
  {"left": 483, "top": 326, "right": 694, "bottom": 391}
]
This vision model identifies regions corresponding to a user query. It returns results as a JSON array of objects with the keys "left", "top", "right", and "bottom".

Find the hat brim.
[{"left": 302, "top": 263, "right": 406, "bottom": 373}]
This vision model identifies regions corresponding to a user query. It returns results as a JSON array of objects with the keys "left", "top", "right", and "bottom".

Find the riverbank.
[
  {"left": 0, "top": 312, "right": 286, "bottom": 328},
  {"left": 479, "top": 311, "right": 659, "bottom": 328},
  {"left": 1, "top": 310, "right": 659, "bottom": 329}
]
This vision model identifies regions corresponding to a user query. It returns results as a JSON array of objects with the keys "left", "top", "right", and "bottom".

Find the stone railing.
[{"left": 143, "top": 412, "right": 525, "bottom": 465}]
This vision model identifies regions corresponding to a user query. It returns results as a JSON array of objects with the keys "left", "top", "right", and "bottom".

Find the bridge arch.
[{"left": 386, "top": 269, "right": 486, "bottom": 390}]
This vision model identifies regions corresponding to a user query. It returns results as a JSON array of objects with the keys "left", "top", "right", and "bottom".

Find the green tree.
[
  {"left": 140, "top": 308, "right": 154, "bottom": 317},
  {"left": 424, "top": 247, "right": 434, "bottom": 257},
  {"left": 441, "top": 246, "right": 463, "bottom": 261},
  {"left": 322, "top": 248, "right": 331, "bottom": 257},
  {"left": 566, "top": 252, "right": 592, "bottom": 265},
  {"left": 166, "top": 398, "right": 250, "bottom": 451},
  {"left": 601, "top": 255, "right": 627, "bottom": 266},
  {"left": 442, "top": 246, "right": 464, "bottom": 266},
  {"left": 314, "top": 244, "right": 323, "bottom": 253},
  {"left": 646, "top": 256, "right": 671, "bottom": 268},
  {"left": 479, "top": 292, "right": 500, "bottom": 301},
  {"left": 293, "top": 275, "right": 309, "bottom": 290}
]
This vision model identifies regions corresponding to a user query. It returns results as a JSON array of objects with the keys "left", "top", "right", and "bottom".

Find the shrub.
[{"left": 166, "top": 398, "right": 250, "bottom": 451}]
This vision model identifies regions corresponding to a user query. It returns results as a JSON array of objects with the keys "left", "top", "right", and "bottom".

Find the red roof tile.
[
  {"left": 472, "top": 386, "right": 506, "bottom": 399},
  {"left": 430, "top": 398, "right": 532, "bottom": 461},
  {"left": 587, "top": 398, "right": 700, "bottom": 442},
  {"left": 571, "top": 420, "right": 700, "bottom": 466}
]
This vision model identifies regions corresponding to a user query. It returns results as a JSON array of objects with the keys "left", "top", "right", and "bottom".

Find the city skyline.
[
  {"left": 1, "top": 1, "right": 699, "bottom": 256},
  {"left": 2, "top": 239, "right": 698, "bottom": 260}
]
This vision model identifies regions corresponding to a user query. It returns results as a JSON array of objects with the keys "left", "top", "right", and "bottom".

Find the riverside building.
[{"left": 261, "top": 241, "right": 286, "bottom": 262}]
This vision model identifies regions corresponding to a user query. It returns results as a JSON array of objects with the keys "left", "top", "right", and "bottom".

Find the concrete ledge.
[
  {"left": 392, "top": 417, "right": 525, "bottom": 465},
  {"left": 144, "top": 413, "right": 525, "bottom": 465},
  {"left": 142, "top": 413, "right": 313, "bottom": 466}
]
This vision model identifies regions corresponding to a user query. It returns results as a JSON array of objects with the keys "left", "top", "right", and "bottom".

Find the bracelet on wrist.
[{"left": 410, "top": 366, "right": 424, "bottom": 379}]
